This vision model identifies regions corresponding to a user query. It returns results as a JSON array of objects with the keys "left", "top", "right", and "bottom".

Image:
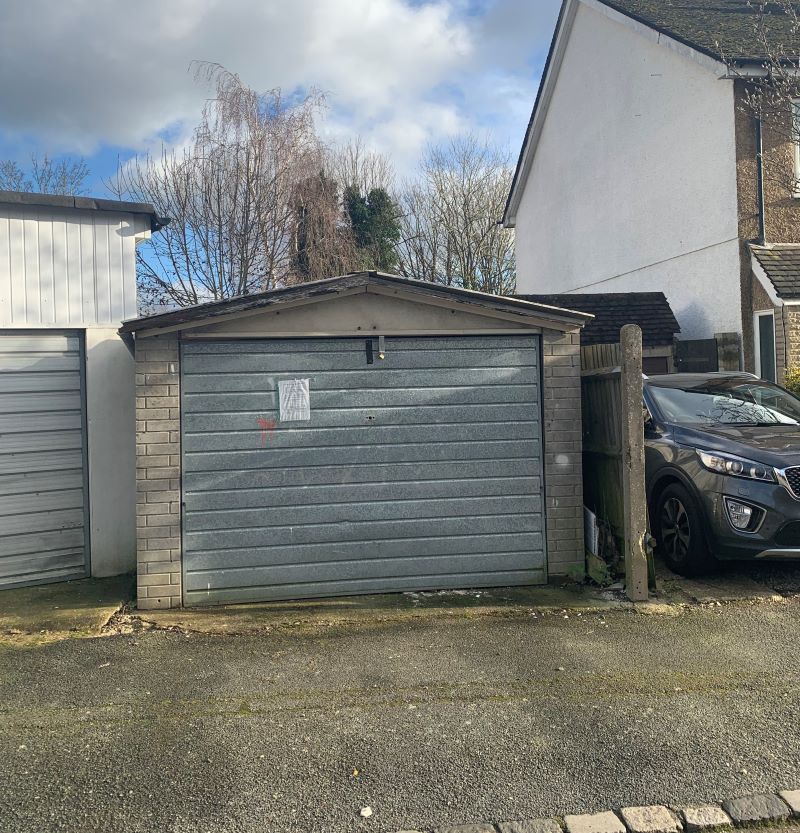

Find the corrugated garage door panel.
[
  {"left": 0, "top": 332, "right": 89, "bottom": 587},
  {"left": 181, "top": 336, "right": 544, "bottom": 605}
]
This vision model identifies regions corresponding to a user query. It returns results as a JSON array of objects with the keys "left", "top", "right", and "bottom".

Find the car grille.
[
  {"left": 784, "top": 467, "right": 800, "bottom": 499},
  {"left": 775, "top": 521, "right": 800, "bottom": 547}
]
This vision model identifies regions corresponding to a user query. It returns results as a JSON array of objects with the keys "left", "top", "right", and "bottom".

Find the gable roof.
[
  {"left": 516, "top": 292, "right": 680, "bottom": 347},
  {"left": 751, "top": 244, "right": 800, "bottom": 300},
  {"left": 120, "top": 271, "right": 593, "bottom": 335},
  {"left": 503, "top": 0, "right": 800, "bottom": 226}
]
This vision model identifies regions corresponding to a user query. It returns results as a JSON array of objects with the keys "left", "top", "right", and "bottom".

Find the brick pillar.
[
  {"left": 541, "top": 328, "right": 584, "bottom": 578},
  {"left": 135, "top": 334, "right": 182, "bottom": 609}
]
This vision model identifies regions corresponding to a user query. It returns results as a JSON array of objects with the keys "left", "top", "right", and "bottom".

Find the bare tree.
[
  {"left": 396, "top": 135, "right": 516, "bottom": 294},
  {"left": 328, "top": 137, "right": 396, "bottom": 195},
  {"left": 0, "top": 154, "right": 89, "bottom": 195},
  {"left": 722, "top": 1, "right": 800, "bottom": 193},
  {"left": 111, "top": 63, "right": 341, "bottom": 308}
]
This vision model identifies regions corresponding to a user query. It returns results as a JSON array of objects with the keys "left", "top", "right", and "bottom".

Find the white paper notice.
[{"left": 278, "top": 379, "right": 311, "bottom": 422}]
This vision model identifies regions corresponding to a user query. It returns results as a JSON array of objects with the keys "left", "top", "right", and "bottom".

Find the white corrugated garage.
[{"left": 0, "top": 190, "right": 165, "bottom": 587}]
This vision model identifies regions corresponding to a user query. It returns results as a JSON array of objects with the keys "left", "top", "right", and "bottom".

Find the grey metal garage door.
[
  {"left": 0, "top": 332, "right": 89, "bottom": 587},
  {"left": 181, "top": 336, "right": 545, "bottom": 605}
]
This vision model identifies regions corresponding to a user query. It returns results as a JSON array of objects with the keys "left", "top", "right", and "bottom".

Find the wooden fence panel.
[
  {"left": 581, "top": 343, "right": 622, "bottom": 373},
  {"left": 580, "top": 330, "right": 648, "bottom": 601}
]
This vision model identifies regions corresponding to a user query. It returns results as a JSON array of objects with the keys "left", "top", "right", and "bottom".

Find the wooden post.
[{"left": 620, "top": 324, "right": 648, "bottom": 602}]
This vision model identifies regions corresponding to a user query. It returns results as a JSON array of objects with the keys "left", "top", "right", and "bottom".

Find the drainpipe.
[{"left": 756, "top": 116, "right": 767, "bottom": 245}]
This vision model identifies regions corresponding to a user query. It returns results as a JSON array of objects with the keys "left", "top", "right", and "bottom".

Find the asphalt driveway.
[{"left": 2, "top": 593, "right": 800, "bottom": 833}]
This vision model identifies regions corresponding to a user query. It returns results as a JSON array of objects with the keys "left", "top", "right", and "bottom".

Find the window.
[
  {"left": 754, "top": 310, "right": 777, "bottom": 383},
  {"left": 647, "top": 378, "right": 800, "bottom": 427}
]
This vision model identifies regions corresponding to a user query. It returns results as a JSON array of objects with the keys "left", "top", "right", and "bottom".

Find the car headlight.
[{"left": 696, "top": 449, "right": 776, "bottom": 482}]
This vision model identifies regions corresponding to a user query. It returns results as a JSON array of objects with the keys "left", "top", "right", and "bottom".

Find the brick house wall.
[
  {"left": 735, "top": 80, "right": 800, "bottom": 379},
  {"left": 133, "top": 327, "right": 585, "bottom": 609},
  {"left": 784, "top": 306, "right": 800, "bottom": 368}
]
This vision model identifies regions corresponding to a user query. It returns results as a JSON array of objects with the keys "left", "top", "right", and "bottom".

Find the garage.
[
  {"left": 0, "top": 331, "right": 88, "bottom": 587},
  {"left": 181, "top": 336, "right": 544, "bottom": 604},
  {"left": 123, "top": 272, "right": 590, "bottom": 609}
]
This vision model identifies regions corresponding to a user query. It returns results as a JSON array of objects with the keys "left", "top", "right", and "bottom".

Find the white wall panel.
[{"left": 0, "top": 204, "right": 147, "bottom": 327}]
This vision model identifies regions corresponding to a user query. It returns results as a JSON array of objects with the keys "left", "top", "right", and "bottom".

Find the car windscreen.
[{"left": 647, "top": 380, "right": 800, "bottom": 426}]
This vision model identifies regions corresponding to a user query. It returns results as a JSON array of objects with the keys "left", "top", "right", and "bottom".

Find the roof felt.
[
  {"left": 751, "top": 244, "right": 800, "bottom": 299},
  {"left": 597, "top": 0, "right": 800, "bottom": 62},
  {"left": 121, "top": 271, "right": 593, "bottom": 334},
  {"left": 517, "top": 292, "right": 681, "bottom": 347}
]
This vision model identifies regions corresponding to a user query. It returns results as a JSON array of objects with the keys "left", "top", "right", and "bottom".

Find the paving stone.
[
  {"left": 779, "top": 790, "right": 800, "bottom": 817},
  {"left": 564, "top": 811, "right": 626, "bottom": 833},
  {"left": 721, "top": 794, "right": 790, "bottom": 826},
  {"left": 433, "top": 825, "right": 496, "bottom": 833},
  {"left": 498, "top": 820, "right": 562, "bottom": 833},
  {"left": 619, "top": 806, "right": 681, "bottom": 833},
  {"left": 680, "top": 806, "right": 732, "bottom": 831}
]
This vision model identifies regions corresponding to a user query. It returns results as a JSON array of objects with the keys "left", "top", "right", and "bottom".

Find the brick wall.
[
  {"left": 135, "top": 334, "right": 182, "bottom": 610},
  {"left": 784, "top": 306, "right": 800, "bottom": 369},
  {"left": 542, "top": 328, "right": 585, "bottom": 577},
  {"left": 735, "top": 80, "right": 800, "bottom": 376}
]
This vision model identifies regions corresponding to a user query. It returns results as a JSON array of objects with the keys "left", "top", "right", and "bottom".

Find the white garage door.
[{"left": 0, "top": 332, "right": 89, "bottom": 587}]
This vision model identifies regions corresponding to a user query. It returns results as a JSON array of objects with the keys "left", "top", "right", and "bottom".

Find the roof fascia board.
[
  {"left": 750, "top": 251, "right": 783, "bottom": 306},
  {"left": 365, "top": 272, "right": 590, "bottom": 320},
  {"left": 133, "top": 286, "right": 369, "bottom": 337},
  {"left": 365, "top": 283, "right": 586, "bottom": 329},
  {"left": 366, "top": 278, "right": 592, "bottom": 323},
  {"left": 122, "top": 273, "right": 370, "bottom": 333},
  {"left": 134, "top": 280, "right": 588, "bottom": 339},
  {"left": 0, "top": 190, "right": 164, "bottom": 230},
  {"left": 183, "top": 328, "right": 544, "bottom": 339},
  {"left": 722, "top": 64, "right": 800, "bottom": 80},
  {"left": 504, "top": 0, "right": 728, "bottom": 227}
]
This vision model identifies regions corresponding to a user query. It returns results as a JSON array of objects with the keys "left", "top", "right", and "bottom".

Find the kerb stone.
[
  {"left": 564, "top": 811, "right": 626, "bottom": 833},
  {"left": 619, "top": 806, "right": 681, "bottom": 833},
  {"left": 498, "top": 820, "right": 562, "bottom": 833},
  {"left": 680, "top": 806, "right": 732, "bottom": 831},
  {"left": 722, "top": 794, "right": 790, "bottom": 826}
]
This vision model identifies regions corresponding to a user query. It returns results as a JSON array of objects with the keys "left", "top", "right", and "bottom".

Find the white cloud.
[{"left": 0, "top": 0, "right": 559, "bottom": 173}]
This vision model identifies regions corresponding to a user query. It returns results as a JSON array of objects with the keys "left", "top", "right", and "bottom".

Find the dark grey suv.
[{"left": 644, "top": 372, "right": 800, "bottom": 575}]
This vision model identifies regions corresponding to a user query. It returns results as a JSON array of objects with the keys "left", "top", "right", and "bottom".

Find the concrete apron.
[{"left": 0, "top": 568, "right": 786, "bottom": 645}]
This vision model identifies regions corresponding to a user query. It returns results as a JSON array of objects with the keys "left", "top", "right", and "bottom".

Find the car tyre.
[{"left": 655, "top": 482, "right": 715, "bottom": 576}]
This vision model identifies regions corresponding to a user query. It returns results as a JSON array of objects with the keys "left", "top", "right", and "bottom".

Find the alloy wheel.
[{"left": 661, "top": 496, "right": 691, "bottom": 562}]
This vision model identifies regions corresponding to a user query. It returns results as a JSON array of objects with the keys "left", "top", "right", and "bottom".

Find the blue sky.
[{"left": 0, "top": 0, "right": 561, "bottom": 195}]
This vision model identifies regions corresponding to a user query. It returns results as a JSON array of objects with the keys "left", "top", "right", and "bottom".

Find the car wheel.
[{"left": 656, "top": 483, "right": 714, "bottom": 576}]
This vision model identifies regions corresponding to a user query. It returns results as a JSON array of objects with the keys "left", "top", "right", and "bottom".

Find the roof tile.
[
  {"left": 598, "top": 0, "right": 800, "bottom": 62},
  {"left": 517, "top": 292, "right": 680, "bottom": 347},
  {"left": 751, "top": 244, "right": 800, "bottom": 299}
]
